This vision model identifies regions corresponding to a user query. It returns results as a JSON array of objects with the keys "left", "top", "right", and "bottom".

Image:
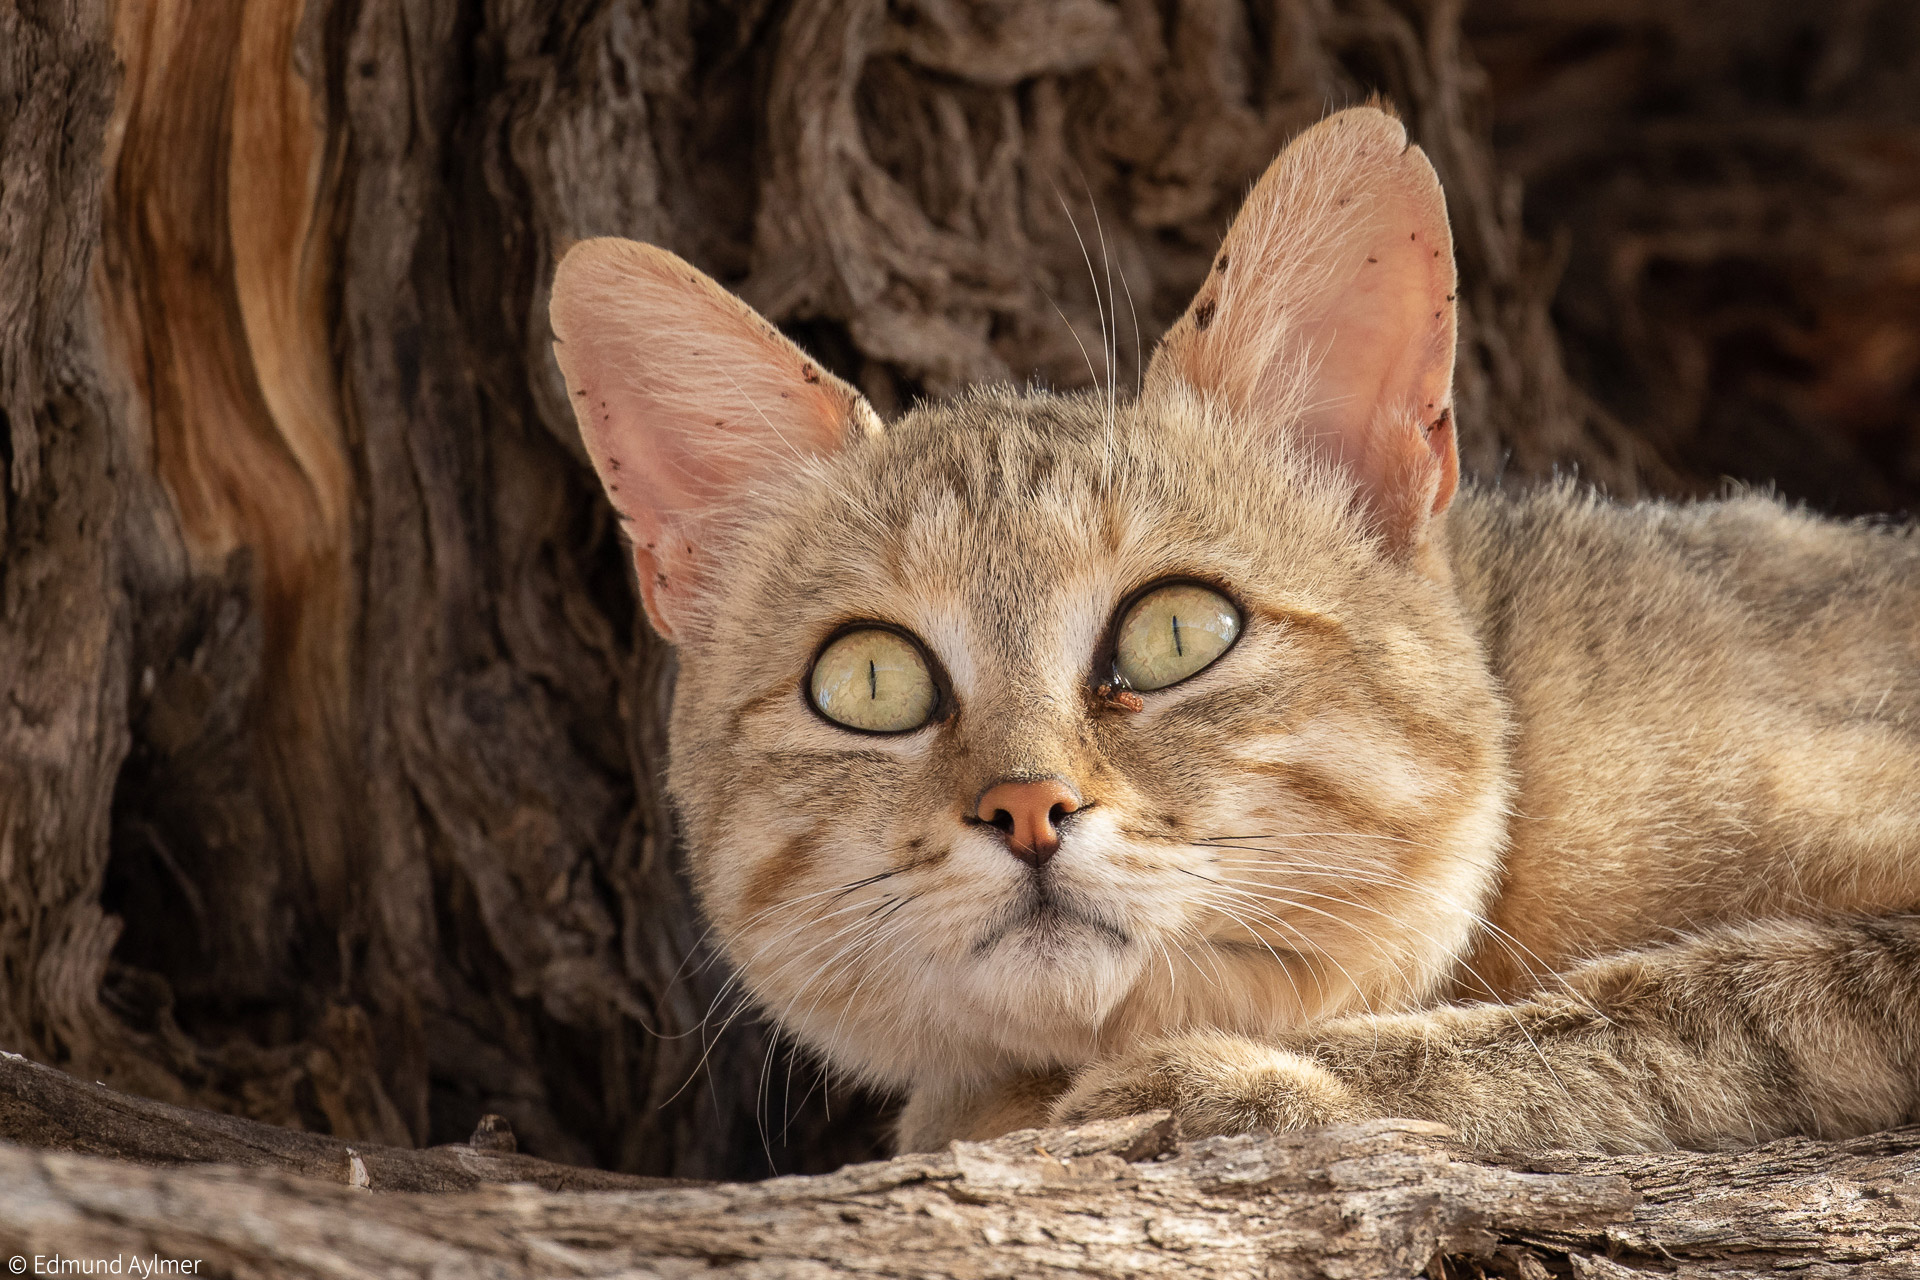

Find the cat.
[{"left": 549, "top": 105, "right": 1920, "bottom": 1156}]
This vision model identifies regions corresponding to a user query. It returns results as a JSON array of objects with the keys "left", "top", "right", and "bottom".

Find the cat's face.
[
  {"left": 551, "top": 106, "right": 1510, "bottom": 1091},
  {"left": 666, "top": 388, "right": 1507, "bottom": 1088}
]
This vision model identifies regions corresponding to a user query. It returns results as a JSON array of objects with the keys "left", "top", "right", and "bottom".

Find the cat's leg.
[
  {"left": 896, "top": 1069, "right": 1072, "bottom": 1153},
  {"left": 1052, "top": 916, "right": 1920, "bottom": 1151}
]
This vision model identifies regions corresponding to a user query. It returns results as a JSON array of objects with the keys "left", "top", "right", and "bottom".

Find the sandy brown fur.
[
  {"left": 1054, "top": 489, "right": 1920, "bottom": 1152},
  {"left": 665, "top": 384, "right": 1510, "bottom": 1109},
  {"left": 1450, "top": 489, "right": 1920, "bottom": 993},
  {"left": 1057, "top": 917, "right": 1920, "bottom": 1152},
  {"left": 552, "top": 106, "right": 1920, "bottom": 1159}
]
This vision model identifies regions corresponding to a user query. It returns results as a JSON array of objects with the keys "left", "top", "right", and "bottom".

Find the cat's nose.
[{"left": 975, "top": 778, "right": 1081, "bottom": 868}]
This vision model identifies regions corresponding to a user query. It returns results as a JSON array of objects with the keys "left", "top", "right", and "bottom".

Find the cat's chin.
[
  {"left": 942, "top": 899, "right": 1148, "bottom": 1055},
  {"left": 774, "top": 926, "right": 1149, "bottom": 1091},
  {"left": 967, "top": 893, "right": 1131, "bottom": 960}
]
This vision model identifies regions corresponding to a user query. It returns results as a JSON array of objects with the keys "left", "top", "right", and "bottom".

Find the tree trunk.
[
  {"left": 2, "top": 0, "right": 1916, "bottom": 1190},
  {"left": 1467, "top": 0, "right": 1920, "bottom": 515}
]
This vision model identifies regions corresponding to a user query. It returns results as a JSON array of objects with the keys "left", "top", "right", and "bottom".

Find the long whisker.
[
  {"left": 822, "top": 898, "right": 925, "bottom": 1051},
  {"left": 1186, "top": 873, "right": 1386, "bottom": 1013},
  {"left": 1198, "top": 831, "right": 1572, "bottom": 980},
  {"left": 1203, "top": 845, "right": 1582, "bottom": 1002},
  {"left": 1117, "top": 244, "right": 1143, "bottom": 398},
  {"left": 1052, "top": 183, "right": 1118, "bottom": 490},
  {"left": 1193, "top": 855, "right": 1579, "bottom": 1099},
  {"left": 1207, "top": 855, "right": 1581, "bottom": 1012},
  {"left": 1081, "top": 171, "right": 1118, "bottom": 431},
  {"left": 674, "top": 840, "right": 966, "bottom": 1111},
  {"left": 1045, "top": 288, "right": 1104, "bottom": 396},
  {"left": 671, "top": 871, "right": 920, "bottom": 1104},
  {"left": 1189, "top": 890, "right": 1325, "bottom": 1016}
]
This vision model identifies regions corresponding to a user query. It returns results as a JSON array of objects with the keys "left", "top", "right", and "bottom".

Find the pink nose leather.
[{"left": 976, "top": 779, "right": 1081, "bottom": 867}]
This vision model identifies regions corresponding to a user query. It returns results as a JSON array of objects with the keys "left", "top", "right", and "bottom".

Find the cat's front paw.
[{"left": 1050, "top": 1031, "right": 1360, "bottom": 1138}]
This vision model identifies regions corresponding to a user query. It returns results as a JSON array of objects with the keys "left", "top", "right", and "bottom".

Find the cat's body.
[
  {"left": 551, "top": 106, "right": 1920, "bottom": 1156},
  {"left": 1449, "top": 488, "right": 1920, "bottom": 997}
]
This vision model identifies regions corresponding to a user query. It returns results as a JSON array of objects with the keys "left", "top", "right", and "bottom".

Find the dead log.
[
  {"left": 5, "top": 1053, "right": 1918, "bottom": 1277},
  {"left": 1, "top": 1091, "right": 1916, "bottom": 1278}
]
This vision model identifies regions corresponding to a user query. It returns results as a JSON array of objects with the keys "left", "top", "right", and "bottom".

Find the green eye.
[
  {"left": 809, "top": 628, "right": 938, "bottom": 733},
  {"left": 1114, "top": 583, "right": 1241, "bottom": 692}
]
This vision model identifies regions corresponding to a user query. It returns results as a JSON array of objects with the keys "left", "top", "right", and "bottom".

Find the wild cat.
[{"left": 550, "top": 106, "right": 1920, "bottom": 1155}]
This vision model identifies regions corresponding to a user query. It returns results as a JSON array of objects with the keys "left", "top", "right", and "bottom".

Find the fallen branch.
[{"left": 3, "top": 1053, "right": 1917, "bottom": 1277}]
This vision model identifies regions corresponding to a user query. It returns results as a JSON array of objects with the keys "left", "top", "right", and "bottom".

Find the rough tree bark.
[
  {"left": 1, "top": 0, "right": 134, "bottom": 1138},
  {"left": 1468, "top": 0, "right": 1920, "bottom": 514},
  {"left": 2, "top": 0, "right": 1917, "bottom": 1214},
  {"left": 3, "top": 1051, "right": 1919, "bottom": 1278}
]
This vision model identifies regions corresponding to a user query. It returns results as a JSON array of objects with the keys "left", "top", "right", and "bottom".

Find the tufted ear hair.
[
  {"left": 550, "top": 239, "right": 881, "bottom": 642},
  {"left": 1145, "top": 105, "right": 1460, "bottom": 551}
]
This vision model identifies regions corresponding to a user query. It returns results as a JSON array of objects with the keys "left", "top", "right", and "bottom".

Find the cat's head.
[{"left": 551, "top": 107, "right": 1508, "bottom": 1092}]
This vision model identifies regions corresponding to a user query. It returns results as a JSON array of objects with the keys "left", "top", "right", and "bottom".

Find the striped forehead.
[
  {"left": 810, "top": 408, "right": 1129, "bottom": 697},
  {"left": 884, "top": 493, "right": 1127, "bottom": 705}
]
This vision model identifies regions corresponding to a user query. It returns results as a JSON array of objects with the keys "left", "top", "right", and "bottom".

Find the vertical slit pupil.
[
  {"left": 868, "top": 658, "right": 877, "bottom": 699},
  {"left": 1171, "top": 614, "right": 1184, "bottom": 656}
]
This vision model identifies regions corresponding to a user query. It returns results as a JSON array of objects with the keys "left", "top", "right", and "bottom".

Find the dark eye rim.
[
  {"left": 1095, "top": 575, "right": 1246, "bottom": 694},
  {"left": 803, "top": 620, "right": 953, "bottom": 735}
]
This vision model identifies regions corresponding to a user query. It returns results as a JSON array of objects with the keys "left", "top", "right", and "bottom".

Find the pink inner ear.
[
  {"left": 550, "top": 238, "right": 873, "bottom": 641},
  {"left": 1148, "top": 107, "right": 1460, "bottom": 548},
  {"left": 1295, "top": 196, "right": 1459, "bottom": 536}
]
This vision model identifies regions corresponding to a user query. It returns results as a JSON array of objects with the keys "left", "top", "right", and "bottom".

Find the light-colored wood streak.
[{"left": 99, "top": 0, "right": 355, "bottom": 909}]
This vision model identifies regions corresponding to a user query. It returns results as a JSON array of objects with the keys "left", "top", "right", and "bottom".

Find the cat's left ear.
[
  {"left": 551, "top": 238, "right": 880, "bottom": 643},
  {"left": 1144, "top": 105, "right": 1459, "bottom": 550}
]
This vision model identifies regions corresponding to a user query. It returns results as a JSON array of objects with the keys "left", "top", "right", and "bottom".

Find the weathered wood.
[
  {"left": 4, "top": 1053, "right": 1917, "bottom": 1277},
  {"left": 0, "top": 1090, "right": 1915, "bottom": 1279},
  {"left": 0, "top": 1113, "right": 1625, "bottom": 1278},
  {"left": 1467, "top": 0, "right": 1920, "bottom": 515},
  {"left": 0, "top": 0, "right": 146, "bottom": 1114},
  {"left": 0, "top": 1050, "right": 681, "bottom": 1192},
  {"left": 1537, "top": 1132, "right": 1920, "bottom": 1276}
]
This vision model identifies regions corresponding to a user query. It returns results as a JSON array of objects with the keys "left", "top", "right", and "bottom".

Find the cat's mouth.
[{"left": 968, "top": 881, "right": 1130, "bottom": 957}]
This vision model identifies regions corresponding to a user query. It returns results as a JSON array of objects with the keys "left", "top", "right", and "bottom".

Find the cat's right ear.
[
  {"left": 550, "top": 239, "right": 880, "bottom": 642},
  {"left": 1144, "top": 106, "right": 1459, "bottom": 552}
]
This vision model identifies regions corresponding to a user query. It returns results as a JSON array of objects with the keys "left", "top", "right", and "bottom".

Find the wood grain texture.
[
  {"left": 1, "top": 1066, "right": 1916, "bottom": 1280},
  {"left": 0, "top": 1050, "right": 683, "bottom": 1193},
  {"left": 0, "top": 0, "right": 134, "bottom": 1112}
]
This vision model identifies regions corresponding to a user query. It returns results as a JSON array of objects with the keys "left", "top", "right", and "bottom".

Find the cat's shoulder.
[{"left": 1449, "top": 478, "right": 1920, "bottom": 581}]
